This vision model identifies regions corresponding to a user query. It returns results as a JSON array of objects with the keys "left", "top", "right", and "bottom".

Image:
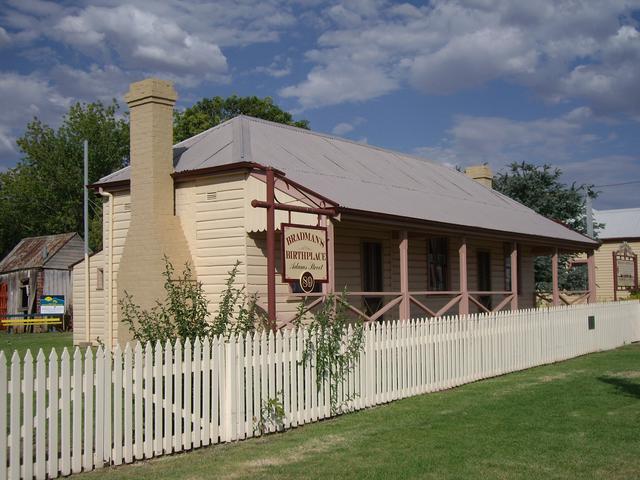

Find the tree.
[
  {"left": 0, "top": 94, "right": 305, "bottom": 258},
  {"left": 0, "top": 101, "right": 129, "bottom": 256},
  {"left": 173, "top": 95, "right": 309, "bottom": 143},
  {"left": 493, "top": 162, "right": 597, "bottom": 291}
]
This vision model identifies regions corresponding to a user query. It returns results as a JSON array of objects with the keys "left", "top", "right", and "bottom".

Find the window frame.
[
  {"left": 427, "top": 237, "right": 449, "bottom": 291},
  {"left": 96, "top": 267, "right": 104, "bottom": 291},
  {"left": 477, "top": 249, "right": 492, "bottom": 292}
]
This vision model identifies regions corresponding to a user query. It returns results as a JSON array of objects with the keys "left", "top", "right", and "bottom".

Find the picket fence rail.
[{"left": 1, "top": 301, "right": 639, "bottom": 480}]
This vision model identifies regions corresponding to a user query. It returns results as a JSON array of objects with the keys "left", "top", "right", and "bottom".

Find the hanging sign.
[
  {"left": 281, "top": 223, "right": 328, "bottom": 284},
  {"left": 40, "top": 295, "right": 65, "bottom": 315},
  {"left": 616, "top": 257, "right": 636, "bottom": 288},
  {"left": 613, "top": 243, "right": 638, "bottom": 299},
  {"left": 299, "top": 271, "right": 316, "bottom": 293}
]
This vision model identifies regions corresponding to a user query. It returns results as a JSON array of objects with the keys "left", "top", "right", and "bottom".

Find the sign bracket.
[{"left": 251, "top": 167, "right": 338, "bottom": 330}]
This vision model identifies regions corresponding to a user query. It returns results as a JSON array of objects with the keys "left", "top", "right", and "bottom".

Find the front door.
[
  {"left": 477, "top": 251, "right": 492, "bottom": 310},
  {"left": 362, "top": 241, "right": 383, "bottom": 318}
]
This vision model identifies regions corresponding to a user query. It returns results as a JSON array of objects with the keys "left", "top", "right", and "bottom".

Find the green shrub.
[
  {"left": 120, "top": 258, "right": 265, "bottom": 344},
  {"left": 294, "top": 292, "right": 365, "bottom": 415}
]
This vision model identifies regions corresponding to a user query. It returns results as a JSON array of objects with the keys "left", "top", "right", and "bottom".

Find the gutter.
[{"left": 98, "top": 188, "right": 114, "bottom": 350}]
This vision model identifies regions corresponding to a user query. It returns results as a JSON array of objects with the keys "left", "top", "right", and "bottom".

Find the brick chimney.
[
  {"left": 465, "top": 165, "right": 493, "bottom": 189},
  {"left": 116, "top": 78, "right": 194, "bottom": 344}
]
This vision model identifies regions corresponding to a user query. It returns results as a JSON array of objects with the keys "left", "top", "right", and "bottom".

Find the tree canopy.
[
  {"left": 493, "top": 162, "right": 597, "bottom": 291},
  {"left": 0, "top": 101, "right": 129, "bottom": 256},
  {"left": 173, "top": 95, "right": 309, "bottom": 143},
  {"left": 0, "top": 95, "right": 307, "bottom": 258}
]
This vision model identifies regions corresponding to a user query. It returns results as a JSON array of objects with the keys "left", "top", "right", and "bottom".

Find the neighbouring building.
[
  {"left": 590, "top": 208, "right": 640, "bottom": 301},
  {"left": 73, "top": 78, "right": 599, "bottom": 348},
  {"left": 0, "top": 232, "right": 85, "bottom": 329}
]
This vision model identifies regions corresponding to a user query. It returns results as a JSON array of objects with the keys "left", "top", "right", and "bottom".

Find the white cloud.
[
  {"left": 414, "top": 107, "right": 603, "bottom": 169},
  {"left": 331, "top": 116, "right": 365, "bottom": 135},
  {"left": 415, "top": 110, "right": 640, "bottom": 209},
  {"left": 49, "top": 64, "right": 132, "bottom": 102},
  {"left": 281, "top": 0, "right": 640, "bottom": 114},
  {"left": 53, "top": 5, "right": 228, "bottom": 80},
  {"left": 0, "top": 72, "right": 72, "bottom": 164},
  {"left": 0, "top": 27, "right": 10, "bottom": 47},
  {"left": 409, "top": 27, "right": 537, "bottom": 94},
  {"left": 280, "top": 61, "right": 398, "bottom": 108},
  {"left": 332, "top": 122, "right": 355, "bottom": 135},
  {"left": 254, "top": 56, "right": 293, "bottom": 78},
  {"left": 562, "top": 155, "right": 640, "bottom": 209}
]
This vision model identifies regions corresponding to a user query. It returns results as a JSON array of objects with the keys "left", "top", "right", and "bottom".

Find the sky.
[{"left": 1, "top": 0, "right": 639, "bottom": 209}]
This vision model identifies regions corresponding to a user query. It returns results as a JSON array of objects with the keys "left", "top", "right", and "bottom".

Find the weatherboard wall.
[
  {"left": 104, "top": 191, "right": 132, "bottom": 346},
  {"left": 594, "top": 239, "right": 640, "bottom": 301},
  {"left": 75, "top": 173, "right": 540, "bottom": 344},
  {"left": 175, "top": 173, "right": 248, "bottom": 314},
  {"left": 72, "top": 250, "right": 105, "bottom": 344}
]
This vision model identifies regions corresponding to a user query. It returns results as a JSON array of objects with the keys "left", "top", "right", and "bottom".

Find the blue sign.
[{"left": 40, "top": 295, "right": 65, "bottom": 315}]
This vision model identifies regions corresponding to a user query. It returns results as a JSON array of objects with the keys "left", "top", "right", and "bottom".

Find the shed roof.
[
  {"left": 96, "top": 115, "right": 596, "bottom": 248},
  {"left": 0, "top": 232, "right": 79, "bottom": 273},
  {"left": 594, "top": 208, "right": 640, "bottom": 240}
]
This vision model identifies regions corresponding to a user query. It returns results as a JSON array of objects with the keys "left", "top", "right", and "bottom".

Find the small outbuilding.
[
  {"left": 0, "top": 232, "right": 85, "bottom": 329},
  {"left": 591, "top": 208, "right": 640, "bottom": 301}
]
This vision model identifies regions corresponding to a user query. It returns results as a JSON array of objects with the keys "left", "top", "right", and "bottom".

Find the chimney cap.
[
  {"left": 465, "top": 164, "right": 493, "bottom": 189},
  {"left": 125, "top": 78, "right": 177, "bottom": 107}
]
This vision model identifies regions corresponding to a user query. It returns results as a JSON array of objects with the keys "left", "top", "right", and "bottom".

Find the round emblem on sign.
[{"left": 300, "top": 271, "right": 315, "bottom": 293}]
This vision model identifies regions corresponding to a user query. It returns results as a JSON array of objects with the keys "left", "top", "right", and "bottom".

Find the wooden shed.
[
  {"left": 0, "top": 232, "right": 85, "bottom": 328},
  {"left": 72, "top": 79, "right": 600, "bottom": 348}
]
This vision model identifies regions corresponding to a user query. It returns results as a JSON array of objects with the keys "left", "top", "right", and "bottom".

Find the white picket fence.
[{"left": 1, "top": 301, "right": 639, "bottom": 480}]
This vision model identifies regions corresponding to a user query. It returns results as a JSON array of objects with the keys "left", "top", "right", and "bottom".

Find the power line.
[{"left": 593, "top": 180, "right": 640, "bottom": 188}]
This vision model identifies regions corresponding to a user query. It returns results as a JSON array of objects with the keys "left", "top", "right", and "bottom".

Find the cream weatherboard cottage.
[
  {"left": 73, "top": 79, "right": 599, "bottom": 348},
  {"left": 590, "top": 208, "right": 640, "bottom": 301}
]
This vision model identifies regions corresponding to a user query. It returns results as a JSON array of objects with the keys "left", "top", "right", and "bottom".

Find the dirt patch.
[
  {"left": 222, "top": 434, "right": 347, "bottom": 479},
  {"left": 538, "top": 372, "right": 569, "bottom": 383},
  {"left": 605, "top": 370, "right": 640, "bottom": 379}
]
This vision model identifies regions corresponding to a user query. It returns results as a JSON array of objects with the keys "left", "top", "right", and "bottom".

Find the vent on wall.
[{"left": 206, "top": 192, "right": 217, "bottom": 201}]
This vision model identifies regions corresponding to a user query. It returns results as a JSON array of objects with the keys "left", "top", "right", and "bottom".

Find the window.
[
  {"left": 477, "top": 250, "right": 492, "bottom": 309},
  {"left": 362, "top": 241, "right": 383, "bottom": 317},
  {"left": 20, "top": 279, "right": 29, "bottom": 312},
  {"left": 504, "top": 243, "right": 512, "bottom": 291},
  {"left": 503, "top": 243, "right": 522, "bottom": 294},
  {"left": 96, "top": 268, "right": 104, "bottom": 291},
  {"left": 427, "top": 238, "right": 448, "bottom": 291}
]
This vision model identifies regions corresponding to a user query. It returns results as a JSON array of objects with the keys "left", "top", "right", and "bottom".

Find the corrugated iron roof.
[
  {"left": 95, "top": 115, "right": 596, "bottom": 247},
  {"left": 0, "top": 232, "right": 78, "bottom": 273},
  {"left": 594, "top": 208, "right": 640, "bottom": 239}
]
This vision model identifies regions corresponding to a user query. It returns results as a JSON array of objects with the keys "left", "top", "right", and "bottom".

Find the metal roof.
[
  {"left": 594, "top": 208, "right": 640, "bottom": 240},
  {"left": 0, "top": 232, "right": 78, "bottom": 273},
  {"left": 96, "top": 115, "right": 596, "bottom": 247}
]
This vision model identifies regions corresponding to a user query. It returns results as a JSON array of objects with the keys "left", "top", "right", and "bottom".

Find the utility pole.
[
  {"left": 585, "top": 192, "right": 594, "bottom": 238},
  {"left": 83, "top": 140, "right": 90, "bottom": 343}
]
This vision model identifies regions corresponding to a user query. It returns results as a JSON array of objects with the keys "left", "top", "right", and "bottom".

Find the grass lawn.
[
  {"left": 0, "top": 331, "right": 73, "bottom": 358},
  {"left": 80, "top": 343, "right": 640, "bottom": 480}
]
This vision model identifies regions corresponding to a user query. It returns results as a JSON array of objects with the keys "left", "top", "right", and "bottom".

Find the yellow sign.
[{"left": 282, "top": 224, "right": 328, "bottom": 283}]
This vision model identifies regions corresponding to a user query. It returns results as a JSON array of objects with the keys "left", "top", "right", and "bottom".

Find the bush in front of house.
[{"left": 120, "top": 258, "right": 265, "bottom": 344}]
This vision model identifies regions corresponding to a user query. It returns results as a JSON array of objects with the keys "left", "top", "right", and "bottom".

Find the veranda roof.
[{"left": 96, "top": 115, "right": 596, "bottom": 249}]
